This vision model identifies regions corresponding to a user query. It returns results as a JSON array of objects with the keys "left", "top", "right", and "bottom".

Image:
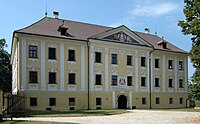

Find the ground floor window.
[
  {"left": 96, "top": 98, "right": 102, "bottom": 106},
  {"left": 156, "top": 97, "right": 160, "bottom": 104},
  {"left": 69, "top": 97, "right": 75, "bottom": 106},
  {"left": 180, "top": 98, "right": 183, "bottom": 104},
  {"left": 142, "top": 98, "right": 146, "bottom": 104},
  {"left": 30, "top": 97, "right": 37, "bottom": 106},
  {"left": 169, "top": 98, "right": 173, "bottom": 104},
  {"left": 49, "top": 98, "right": 56, "bottom": 106}
]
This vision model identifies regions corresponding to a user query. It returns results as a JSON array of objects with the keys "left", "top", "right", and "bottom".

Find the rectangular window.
[
  {"left": 155, "top": 59, "right": 159, "bottom": 68},
  {"left": 49, "top": 72, "right": 56, "bottom": 84},
  {"left": 168, "top": 60, "right": 173, "bottom": 69},
  {"left": 169, "top": 79, "right": 173, "bottom": 87},
  {"left": 30, "top": 97, "right": 37, "bottom": 106},
  {"left": 111, "top": 54, "right": 117, "bottom": 64},
  {"left": 29, "top": 45, "right": 37, "bottom": 58},
  {"left": 69, "top": 98, "right": 75, "bottom": 106},
  {"left": 96, "top": 98, "right": 102, "bottom": 106},
  {"left": 169, "top": 98, "right": 173, "bottom": 104},
  {"left": 142, "top": 98, "right": 146, "bottom": 104},
  {"left": 180, "top": 98, "right": 183, "bottom": 104},
  {"left": 68, "top": 49, "right": 75, "bottom": 61},
  {"left": 156, "top": 97, "right": 160, "bottom": 104},
  {"left": 95, "top": 74, "right": 102, "bottom": 85},
  {"left": 49, "top": 98, "right": 56, "bottom": 106},
  {"left": 127, "top": 55, "right": 132, "bottom": 66},
  {"left": 48, "top": 48, "right": 56, "bottom": 59},
  {"left": 155, "top": 78, "right": 160, "bottom": 87},
  {"left": 179, "top": 79, "right": 184, "bottom": 88},
  {"left": 112, "top": 75, "right": 118, "bottom": 86},
  {"left": 68, "top": 73, "right": 76, "bottom": 84},
  {"left": 141, "top": 77, "right": 146, "bottom": 86},
  {"left": 29, "top": 71, "right": 38, "bottom": 83},
  {"left": 95, "top": 52, "right": 101, "bottom": 63},
  {"left": 141, "top": 57, "right": 146, "bottom": 67},
  {"left": 179, "top": 61, "right": 183, "bottom": 70},
  {"left": 127, "top": 76, "right": 132, "bottom": 86}
]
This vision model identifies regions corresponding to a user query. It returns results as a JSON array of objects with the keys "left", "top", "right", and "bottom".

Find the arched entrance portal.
[{"left": 118, "top": 95, "right": 127, "bottom": 109}]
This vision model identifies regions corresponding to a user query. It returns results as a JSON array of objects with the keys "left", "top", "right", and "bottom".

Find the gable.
[
  {"left": 90, "top": 25, "right": 152, "bottom": 47},
  {"left": 103, "top": 31, "right": 139, "bottom": 44}
]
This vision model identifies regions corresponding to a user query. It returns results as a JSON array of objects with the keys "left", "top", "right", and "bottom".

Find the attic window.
[
  {"left": 58, "top": 26, "right": 68, "bottom": 36},
  {"left": 157, "top": 40, "right": 167, "bottom": 49}
]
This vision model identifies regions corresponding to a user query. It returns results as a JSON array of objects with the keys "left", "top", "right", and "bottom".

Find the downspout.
[
  {"left": 149, "top": 49, "right": 154, "bottom": 109},
  {"left": 87, "top": 41, "right": 90, "bottom": 110}
]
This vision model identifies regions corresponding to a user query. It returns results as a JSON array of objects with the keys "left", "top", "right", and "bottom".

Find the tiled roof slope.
[{"left": 16, "top": 17, "right": 187, "bottom": 54}]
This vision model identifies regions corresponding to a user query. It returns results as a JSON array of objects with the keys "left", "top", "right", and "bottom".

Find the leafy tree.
[
  {"left": 0, "top": 39, "right": 12, "bottom": 92},
  {"left": 178, "top": 0, "right": 200, "bottom": 100}
]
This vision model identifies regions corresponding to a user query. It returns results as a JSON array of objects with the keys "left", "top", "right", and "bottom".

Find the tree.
[
  {"left": 0, "top": 39, "right": 12, "bottom": 92},
  {"left": 178, "top": 0, "right": 200, "bottom": 100}
]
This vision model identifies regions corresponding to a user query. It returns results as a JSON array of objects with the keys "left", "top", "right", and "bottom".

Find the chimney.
[
  {"left": 144, "top": 28, "right": 150, "bottom": 34},
  {"left": 53, "top": 11, "right": 59, "bottom": 19}
]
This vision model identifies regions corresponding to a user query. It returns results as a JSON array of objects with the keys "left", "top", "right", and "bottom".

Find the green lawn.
[
  {"left": 24, "top": 109, "right": 127, "bottom": 117},
  {"left": 151, "top": 108, "right": 200, "bottom": 112},
  {"left": 1, "top": 120, "right": 75, "bottom": 124}
]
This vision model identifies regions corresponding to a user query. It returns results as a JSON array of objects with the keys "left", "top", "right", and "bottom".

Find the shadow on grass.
[{"left": 24, "top": 109, "right": 127, "bottom": 117}]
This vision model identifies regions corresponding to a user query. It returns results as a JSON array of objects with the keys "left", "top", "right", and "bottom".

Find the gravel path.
[{"left": 13, "top": 110, "right": 200, "bottom": 124}]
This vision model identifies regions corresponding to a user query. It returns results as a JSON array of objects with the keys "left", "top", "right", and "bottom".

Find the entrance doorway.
[{"left": 118, "top": 95, "right": 127, "bottom": 109}]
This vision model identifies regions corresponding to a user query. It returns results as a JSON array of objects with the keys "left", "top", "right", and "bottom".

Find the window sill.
[
  {"left": 68, "top": 84, "right": 76, "bottom": 85},
  {"left": 48, "top": 59, "right": 57, "bottom": 63},
  {"left": 28, "top": 58, "right": 38, "bottom": 61},
  {"left": 68, "top": 61, "right": 76, "bottom": 64},
  {"left": 95, "top": 84, "right": 102, "bottom": 86},
  {"left": 29, "top": 82, "right": 39, "bottom": 84}
]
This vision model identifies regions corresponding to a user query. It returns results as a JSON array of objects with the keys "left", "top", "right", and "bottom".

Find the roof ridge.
[
  {"left": 15, "top": 17, "right": 47, "bottom": 32},
  {"left": 47, "top": 17, "right": 113, "bottom": 29}
]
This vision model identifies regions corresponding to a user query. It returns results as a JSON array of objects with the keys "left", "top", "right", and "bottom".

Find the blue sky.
[{"left": 0, "top": 0, "right": 195, "bottom": 79}]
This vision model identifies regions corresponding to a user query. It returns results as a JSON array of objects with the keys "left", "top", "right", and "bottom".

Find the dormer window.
[
  {"left": 58, "top": 26, "right": 68, "bottom": 36},
  {"left": 157, "top": 40, "right": 167, "bottom": 49}
]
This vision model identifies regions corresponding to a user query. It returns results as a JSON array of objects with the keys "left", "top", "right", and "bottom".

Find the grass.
[
  {"left": 151, "top": 108, "right": 200, "bottom": 112},
  {"left": 24, "top": 109, "right": 127, "bottom": 117},
  {"left": 0, "top": 120, "right": 75, "bottom": 124}
]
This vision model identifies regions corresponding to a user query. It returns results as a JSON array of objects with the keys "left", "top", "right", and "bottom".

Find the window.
[
  {"left": 69, "top": 98, "right": 75, "bottom": 106},
  {"left": 112, "top": 75, "right": 118, "bottom": 86},
  {"left": 168, "top": 60, "right": 173, "bottom": 69},
  {"left": 169, "top": 79, "right": 173, "bottom": 87},
  {"left": 180, "top": 98, "right": 183, "bottom": 104},
  {"left": 156, "top": 97, "right": 160, "bottom": 104},
  {"left": 142, "top": 98, "right": 146, "bottom": 104},
  {"left": 68, "top": 50, "right": 75, "bottom": 61},
  {"left": 169, "top": 98, "right": 173, "bottom": 104},
  {"left": 68, "top": 73, "right": 76, "bottom": 84},
  {"left": 141, "top": 77, "right": 146, "bottom": 86},
  {"left": 49, "top": 98, "right": 56, "bottom": 106},
  {"left": 155, "top": 59, "right": 159, "bottom": 68},
  {"left": 141, "top": 57, "right": 146, "bottom": 67},
  {"left": 95, "top": 52, "right": 101, "bottom": 63},
  {"left": 29, "top": 45, "right": 37, "bottom": 58},
  {"left": 49, "top": 72, "right": 56, "bottom": 84},
  {"left": 29, "top": 71, "right": 38, "bottom": 83},
  {"left": 127, "top": 55, "right": 132, "bottom": 66},
  {"left": 179, "top": 61, "right": 183, "bottom": 70},
  {"left": 111, "top": 54, "right": 117, "bottom": 64},
  {"left": 95, "top": 74, "right": 102, "bottom": 85},
  {"left": 96, "top": 98, "right": 101, "bottom": 106},
  {"left": 48, "top": 48, "right": 56, "bottom": 59},
  {"left": 30, "top": 97, "right": 37, "bottom": 106},
  {"left": 155, "top": 78, "right": 160, "bottom": 87},
  {"left": 179, "top": 79, "right": 184, "bottom": 88},
  {"left": 96, "top": 107, "right": 101, "bottom": 110},
  {"left": 127, "top": 76, "right": 132, "bottom": 86}
]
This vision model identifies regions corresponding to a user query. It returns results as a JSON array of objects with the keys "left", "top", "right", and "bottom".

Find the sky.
[{"left": 0, "top": 0, "right": 195, "bottom": 79}]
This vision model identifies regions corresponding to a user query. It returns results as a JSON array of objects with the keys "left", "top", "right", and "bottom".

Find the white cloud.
[{"left": 130, "top": 2, "right": 178, "bottom": 17}]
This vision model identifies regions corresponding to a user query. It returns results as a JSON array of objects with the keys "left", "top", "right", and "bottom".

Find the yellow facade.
[{"left": 11, "top": 17, "right": 188, "bottom": 110}]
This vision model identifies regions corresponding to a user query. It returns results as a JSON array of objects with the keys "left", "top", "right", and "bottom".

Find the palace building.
[{"left": 11, "top": 13, "right": 188, "bottom": 110}]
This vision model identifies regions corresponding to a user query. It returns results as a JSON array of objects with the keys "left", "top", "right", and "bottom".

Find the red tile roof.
[{"left": 16, "top": 17, "right": 187, "bottom": 54}]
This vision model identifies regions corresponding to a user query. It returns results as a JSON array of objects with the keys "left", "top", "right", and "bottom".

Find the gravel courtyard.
[{"left": 14, "top": 110, "right": 200, "bottom": 124}]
